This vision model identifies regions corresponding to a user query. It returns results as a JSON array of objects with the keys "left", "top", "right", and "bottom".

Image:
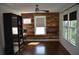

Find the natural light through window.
[
  {"left": 12, "top": 27, "right": 18, "bottom": 35},
  {"left": 34, "top": 16, "right": 46, "bottom": 35},
  {"left": 69, "top": 20, "right": 77, "bottom": 46},
  {"left": 63, "top": 11, "right": 77, "bottom": 46},
  {"left": 63, "top": 21, "right": 68, "bottom": 40},
  {"left": 35, "top": 27, "right": 46, "bottom": 35},
  {"left": 23, "top": 18, "right": 31, "bottom": 24}
]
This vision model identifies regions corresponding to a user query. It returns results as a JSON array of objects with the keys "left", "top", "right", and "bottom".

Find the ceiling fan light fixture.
[
  {"left": 35, "top": 4, "right": 50, "bottom": 13},
  {"left": 35, "top": 4, "right": 39, "bottom": 12}
]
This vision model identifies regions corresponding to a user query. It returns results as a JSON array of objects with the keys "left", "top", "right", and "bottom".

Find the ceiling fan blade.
[
  {"left": 35, "top": 4, "right": 50, "bottom": 12},
  {"left": 40, "top": 10, "right": 49, "bottom": 12}
]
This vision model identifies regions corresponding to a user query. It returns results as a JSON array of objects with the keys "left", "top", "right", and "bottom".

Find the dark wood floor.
[{"left": 21, "top": 41, "right": 70, "bottom": 55}]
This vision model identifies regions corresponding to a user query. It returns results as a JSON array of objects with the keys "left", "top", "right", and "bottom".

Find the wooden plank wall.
[{"left": 21, "top": 13, "right": 59, "bottom": 39}]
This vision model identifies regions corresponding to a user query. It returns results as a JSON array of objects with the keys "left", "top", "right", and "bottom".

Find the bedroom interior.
[{"left": 0, "top": 3, "right": 79, "bottom": 55}]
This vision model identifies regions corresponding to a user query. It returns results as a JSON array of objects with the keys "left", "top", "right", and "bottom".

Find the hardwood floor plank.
[{"left": 21, "top": 41, "right": 70, "bottom": 55}]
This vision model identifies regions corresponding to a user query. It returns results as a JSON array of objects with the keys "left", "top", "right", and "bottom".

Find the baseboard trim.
[{"left": 24, "top": 39, "right": 59, "bottom": 41}]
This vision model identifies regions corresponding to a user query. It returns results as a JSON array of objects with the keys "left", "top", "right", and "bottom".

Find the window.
[
  {"left": 63, "top": 11, "right": 77, "bottom": 46},
  {"left": 69, "top": 11, "right": 77, "bottom": 46},
  {"left": 23, "top": 18, "right": 31, "bottom": 24},
  {"left": 69, "top": 20, "right": 77, "bottom": 45},
  {"left": 35, "top": 27, "right": 46, "bottom": 35},
  {"left": 34, "top": 16, "right": 46, "bottom": 35},
  {"left": 63, "top": 14, "right": 68, "bottom": 40},
  {"left": 12, "top": 27, "right": 18, "bottom": 35}
]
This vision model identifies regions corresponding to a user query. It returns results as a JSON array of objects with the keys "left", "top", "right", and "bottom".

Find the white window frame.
[
  {"left": 34, "top": 16, "right": 46, "bottom": 35},
  {"left": 63, "top": 12, "right": 77, "bottom": 46}
]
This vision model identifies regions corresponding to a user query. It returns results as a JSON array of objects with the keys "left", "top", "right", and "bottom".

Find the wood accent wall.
[{"left": 21, "top": 13, "right": 59, "bottom": 39}]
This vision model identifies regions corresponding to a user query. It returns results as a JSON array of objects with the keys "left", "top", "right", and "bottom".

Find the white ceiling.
[{"left": 0, "top": 3, "right": 75, "bottom": 14}]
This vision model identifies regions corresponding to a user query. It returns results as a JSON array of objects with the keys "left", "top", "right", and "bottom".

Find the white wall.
[
  {"left": 59, "top": 5, "right": 79, "bottom": 55},
  {"left": 0, "top": 6, "right": 19, "bottom": 54}
]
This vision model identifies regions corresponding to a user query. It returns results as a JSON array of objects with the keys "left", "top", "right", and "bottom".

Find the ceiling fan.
[{"left": 35, "top": 4, "right": 50, "bottom": 13}]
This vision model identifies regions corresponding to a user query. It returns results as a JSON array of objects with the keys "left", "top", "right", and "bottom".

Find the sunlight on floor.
[
  {"left": 28, "top": 42, "right": 40, "bottom": 45},
  {"left": 35, "top": 45, "right": 46, "bottom": 55}
]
